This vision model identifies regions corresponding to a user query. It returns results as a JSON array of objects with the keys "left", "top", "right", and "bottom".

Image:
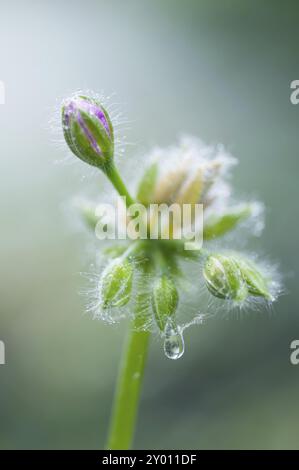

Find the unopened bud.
[
  {"left": 234, "top": 256, "right": 273, "bottom": 301},
  {"left": 152, "top": 275, "right": 179, "bottom": 330},
  {"left": 100, "top": 258, "right": 133, "bottom": 309},
  {"left": 62, "top": 95, "right": 114, "bottom": 170},
  {"left": 203, "top": 254, "right": 248, "bottom": 301}
]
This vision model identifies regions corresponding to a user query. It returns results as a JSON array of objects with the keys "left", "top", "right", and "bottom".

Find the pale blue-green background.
[{"left": 0, "top": 0, "right": 299, "bottom": 449}]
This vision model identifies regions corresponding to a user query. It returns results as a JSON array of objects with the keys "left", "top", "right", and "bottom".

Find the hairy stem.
[
  {"left": 106, "top": 297, "right": 150, "bottom": 450},
  {"left": 106, "top": 163, "right": 136, "bottom": 207}
]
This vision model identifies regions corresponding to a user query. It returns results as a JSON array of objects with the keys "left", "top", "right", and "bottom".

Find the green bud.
[
  {"left": 203, "top": 254, "right": 248, "bottom": 301},
  {"left": 234, "top": 256, "right": 273, "bottom": 300},
  {"left": 152, "top": 275, "right": 179, "bottom": 330},
  {"left": 136, "top": 162, "right": 158, "bottom": 206},
  {"left": 100, "top": 258, "right": 133, "bottom": 309},
  {"left": 62, "top": 95, "right": 114, "bottom": 170},
  {"left": 203, "top": 205, "right": 252, "bottom": 240}
]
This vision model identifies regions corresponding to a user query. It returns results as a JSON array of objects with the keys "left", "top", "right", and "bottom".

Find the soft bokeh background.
[{"left": 0, "top": 0, "right": 299, "bottom": 449}]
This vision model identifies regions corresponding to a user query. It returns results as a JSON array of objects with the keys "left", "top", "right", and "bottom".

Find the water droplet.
[{"left": 163, "top": 319, "right": 184, "bottom": 360}]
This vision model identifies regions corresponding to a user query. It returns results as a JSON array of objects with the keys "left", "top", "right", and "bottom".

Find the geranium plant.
[{"left": 59, "top": 92, "right": 280, "bottom": 449}]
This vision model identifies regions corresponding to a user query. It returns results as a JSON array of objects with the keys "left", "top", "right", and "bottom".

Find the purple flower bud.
[{"left": 62, "top": 95, "right": 114, "bottom": 170}]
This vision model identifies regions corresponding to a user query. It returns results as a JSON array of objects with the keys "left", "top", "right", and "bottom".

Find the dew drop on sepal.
[{"left": 163, "top": 319, "right": 184, "bottom": 360}]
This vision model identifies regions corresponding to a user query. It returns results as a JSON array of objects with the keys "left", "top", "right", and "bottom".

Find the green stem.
[
  {"left": 106, "top": 163, "right": 136, "bottom": 207},
  {"left": 106, "top": 308, "right": 150, "bottom": 450}
]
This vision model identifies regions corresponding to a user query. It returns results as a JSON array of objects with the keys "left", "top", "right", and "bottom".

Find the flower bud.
[
  {"left": 234, "top": 256, "right": 273, "bottom": 300},
  {"left": 100, "top": 258, "right": 133, "bottom": 309},
  {"left": 203, "top": 254, "right": 248, "bottom": 301},
  {"left": 62, "top": 95, "right": 114, "bottom": 170},
  {"left": 152, "top": 275, "right": 179, "bottom": 330}
]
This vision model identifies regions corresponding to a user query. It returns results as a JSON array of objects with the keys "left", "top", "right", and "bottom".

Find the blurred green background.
[{"left": 0, "top": 0, "right": 299, "bottom": 449}]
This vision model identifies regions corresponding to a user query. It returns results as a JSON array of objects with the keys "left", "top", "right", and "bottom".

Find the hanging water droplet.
[{"left": 163, "top": 319, "right": 184, "bottom": 360}]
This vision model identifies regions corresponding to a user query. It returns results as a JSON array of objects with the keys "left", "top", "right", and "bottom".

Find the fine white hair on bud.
[
  {"left": 99, "top": 257, "right": 133, "bottom": 309},
  {"left": 151, "top": 275, "right": 179, "bottom": 331},
  {"left": 50, "top": 90, "right": 131, "bottom": 173},
  {"left": 203, "top": 254, "right": 248, "bottom": 302},
  {"left": 61, "top": 94, "right": 114, "bottom": 170},
  {"left": 201, "top": 251, "right": 281, "bottom": 311}
]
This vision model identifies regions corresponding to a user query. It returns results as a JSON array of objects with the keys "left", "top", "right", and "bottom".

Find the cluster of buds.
[{"left": 61, "top": 93, "right": 280, "bottom": 359}]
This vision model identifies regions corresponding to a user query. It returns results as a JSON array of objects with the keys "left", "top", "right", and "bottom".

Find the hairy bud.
[
  {"left": 152, "top": 275, "right": 179, "bottom": 330},
  {"left": 100, "top": 258, "right": 133, "bottom": 309},
  {"left": 203, "top": 254, "right": 248, "bottom": 301},
  {"left": 62, "top": 95, "right": 114, "bottom": 170},
  {"left": 234, "top": 256, "right": 273, "bottom": 301}
]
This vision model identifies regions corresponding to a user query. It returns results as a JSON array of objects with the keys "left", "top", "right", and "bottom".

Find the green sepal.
[
  {"left": 234, "top": 256, "right": 273, "bottom": 300},
  {"left": 152, "top": 275, "right": 179, "bottom": 331},
  {"left": 100, "top": 258, "right": 133, "bottom": 309},
  {"left": 80, "top": 109, "right": 113, "bottom": 164},
  {"left": 136, "top": 162, "right": 158, "bottom": 206},
  {"left": 204, "top": 205, "right": 252, "bottom": 240}
]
